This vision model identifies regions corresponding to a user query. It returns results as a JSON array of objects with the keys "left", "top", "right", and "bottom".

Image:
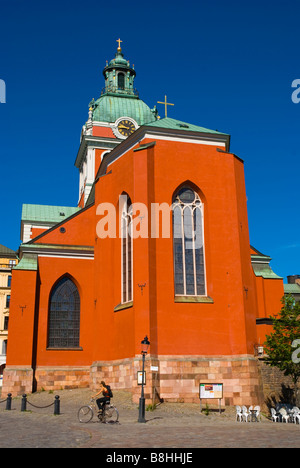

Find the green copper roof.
[
  {"left": 284, "top": 284, "right": 300, "bottom": 294},
  {"left": 92, "top": 95, "right": 157, "bottom": 126},
  {"left": 22, "top": 204, "right": 80, "bottom": 223},
  {"left": 14, "top": 254, "right": 37, "bottom": 271},
  {"left": 106, "top": 49, "right": 131, "bottom": 69},
  {"left": 252, "top": 262, "right": 282, "bottom": 279},
  {"left": 145, "top": 117, "right": 229, "bottom": 135},
  {"left": 251, "top": 253, "right": 283, "bottom": 280}
]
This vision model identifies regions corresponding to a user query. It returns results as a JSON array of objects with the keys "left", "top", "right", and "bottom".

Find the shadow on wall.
[{"left": 265, "top": 384, "right": 299, "bottom": 410}]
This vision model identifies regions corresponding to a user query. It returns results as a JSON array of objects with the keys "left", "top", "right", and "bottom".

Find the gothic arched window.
[
  {"left": 121, "top": 195, "right": 133, "bottom": 303},
  {"left": 173, "top": 187, "right": 206, "bottom": 296},
  {"left": 48, "top": 277, "right": 80, "bottom": 349}
]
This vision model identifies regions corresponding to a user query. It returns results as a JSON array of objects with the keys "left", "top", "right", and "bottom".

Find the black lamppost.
[{"left": 138, "top": 335, "right": 150, "bottom": 423}]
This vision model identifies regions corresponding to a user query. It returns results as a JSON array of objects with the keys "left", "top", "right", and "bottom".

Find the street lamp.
[{"left": 138, "top": 335, "right": 150, "bottom": 423}]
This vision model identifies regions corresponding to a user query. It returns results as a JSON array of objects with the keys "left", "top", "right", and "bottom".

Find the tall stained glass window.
[
  {"left": 121, "top": 195, "right": 133, "bottom": 303},
  {"left": 173, "top": 187, "right": 206, "bottom": 296},
  {"left": 48, "top": 277, "right": 80, "bottom": 348}
]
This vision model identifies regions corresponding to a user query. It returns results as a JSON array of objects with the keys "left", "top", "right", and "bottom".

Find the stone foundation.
[
  {"left": 90, "top": 355, "right": 264, "bottom": 406},
  {"left": 2, "top": 366, "right": 90, "bottom": 396},
  {"left": 34, "top": 367, "right": 90, "bottom": 392},
  {"left": 90, "top": 356, "right": 161, "bottom": 405},
  {"left": 2, "top": 356, "right": 264, "bottom": 407},
  {"left": 2, "top": 367, "right": 34, "bottom": 396},
  {"left": 158, "top": 356, "right": 263, "bottom": 406}
]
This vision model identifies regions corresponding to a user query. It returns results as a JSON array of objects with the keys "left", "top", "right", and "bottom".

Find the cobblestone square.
[{"left": 1, "top": 388, "right": 300, "bottom": 449}]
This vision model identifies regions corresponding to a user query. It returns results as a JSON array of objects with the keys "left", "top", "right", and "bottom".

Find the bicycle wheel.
[
  {"left": 103, "top": 405, "right": 119, "bottom": 423},
  {"left": 78, "top": 406, "right": 94, "bottom": 423}
]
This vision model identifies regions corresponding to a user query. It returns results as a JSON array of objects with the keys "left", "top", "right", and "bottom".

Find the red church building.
[{"left": 3, "top": 43, "right": 284, "bottom": 406}]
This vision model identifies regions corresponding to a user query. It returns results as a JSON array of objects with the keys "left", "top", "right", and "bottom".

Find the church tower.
[{"left": 75, "top": 40, "right": 158, "bottom": 207}]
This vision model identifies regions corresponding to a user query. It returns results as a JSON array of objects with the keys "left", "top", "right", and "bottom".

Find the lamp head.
[{"left": 141, "top": 336, "right": 150, "bottom": 355}]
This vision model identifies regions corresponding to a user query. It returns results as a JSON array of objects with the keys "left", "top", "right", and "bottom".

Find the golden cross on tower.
[
  {"left": 157, "top": 95, "right": 174, "bottom": 117},
  {"left": 117, "top": 38, "right": 123, "bottom": 50}
]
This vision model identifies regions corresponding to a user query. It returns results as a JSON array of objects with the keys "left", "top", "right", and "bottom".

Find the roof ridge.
[{"left": 146, "top": 116, "right": 229, "bottom": 135}]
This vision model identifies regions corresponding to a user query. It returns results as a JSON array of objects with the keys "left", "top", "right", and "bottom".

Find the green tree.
[{"left": 264, "top": 295, "right": 300, "bottom": 405}]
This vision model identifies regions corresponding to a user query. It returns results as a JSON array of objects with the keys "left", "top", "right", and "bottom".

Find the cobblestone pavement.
[{"left": 0, "top": 388, "right": 300, "bottom": 448}]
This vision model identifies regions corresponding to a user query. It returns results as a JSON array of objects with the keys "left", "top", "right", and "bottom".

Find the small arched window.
[
  {"left": 173, "top": 187, "right": 206, "bottom": 296},
  {"left": 48, "top": 277, "right": 80, "bottom": 348},
  {"left": 118, "top": 73, "right": 125, "bottom": 90},
  {"left": 121, "top": 195, "right": 133, "bottom": 303}
]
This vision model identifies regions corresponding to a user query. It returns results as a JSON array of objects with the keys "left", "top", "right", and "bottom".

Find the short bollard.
[
  {"left": 54, "top": 395, "right": 60, "bottom": 415},
  {"left": 6, "top": 393, "right": 12, "bottom": 411},
  {"left": 21, "top": 394, "right": 27, "bottom": 412}
]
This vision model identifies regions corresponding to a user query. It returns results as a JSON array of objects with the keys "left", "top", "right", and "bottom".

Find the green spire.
[
  {"left": 89, "top": 41, "right": 158, "bottom": 126},
  {"left": 102, "top": 40, "right": 137, "bottom": 98}
]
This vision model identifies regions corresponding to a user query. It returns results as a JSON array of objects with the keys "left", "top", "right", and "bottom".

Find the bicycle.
[{"left": 78, "top": 398, "right": 119, "bottom": 424}]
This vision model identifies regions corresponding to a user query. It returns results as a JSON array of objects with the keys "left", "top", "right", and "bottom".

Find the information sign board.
[
  {"left": 199, "top": 383, "right": 223, "bottom": 400},
  {"left": 199, "top": 383, "right": 223, "bottom": 414}
]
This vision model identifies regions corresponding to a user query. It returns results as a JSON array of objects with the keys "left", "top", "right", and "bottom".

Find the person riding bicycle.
[{"left": 92, "top": 381, "right": 113, "bottom": 414}]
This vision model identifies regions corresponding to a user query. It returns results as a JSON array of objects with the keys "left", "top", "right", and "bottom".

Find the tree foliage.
[{"left": 264, "top": 295, "right": 300, "bottom": 403}]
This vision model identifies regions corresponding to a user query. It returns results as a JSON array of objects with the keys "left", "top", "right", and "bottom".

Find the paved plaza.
[{"left": 0, "top": 388, "right": 300, "bottom": 449}]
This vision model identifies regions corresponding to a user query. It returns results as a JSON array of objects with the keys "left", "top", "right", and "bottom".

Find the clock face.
[{"left": 117, "top": 119, "right": 136, "bottom": 137}]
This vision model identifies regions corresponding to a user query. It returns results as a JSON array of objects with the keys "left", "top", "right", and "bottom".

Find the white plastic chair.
[
  {"left": 294, "top": 413, "right": 300, "bottom": 424},
  {"left": 254, "top": 405, "right": 261, "bottom": 422},
  {"left": 235, "top": 406, "right": 243, "bottom": 422},
  {"left": 271, "top": 408, "right": 279, "bottom": 422},
  {"left": 242, "top": 405, "right": 250, "bottom": 422},
  {"left": 292, "top": 407, "right": 300, "bottom": 424},
  {"left": 279, "top": 408, "right": 290, "bottom": 423}
]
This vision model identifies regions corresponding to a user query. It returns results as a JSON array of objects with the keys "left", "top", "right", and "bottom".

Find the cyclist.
[{"left": 92, "top": 381, "right": 113, "bottom": 414}]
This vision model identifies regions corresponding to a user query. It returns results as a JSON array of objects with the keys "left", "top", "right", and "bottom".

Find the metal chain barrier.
[
  {"left": 22, "top": 394, "right": 61, "bottom": 415},
  {"left": 0, "top": 393, "right": 12, "bottom": 410},
  {"left": 27, "top": 400, "right": 55, "bottom": 409},
  {"left": 1, "top": 394, "right": 60, "bottom": 415}
]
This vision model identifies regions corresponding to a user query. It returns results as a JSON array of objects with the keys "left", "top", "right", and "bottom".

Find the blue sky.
[{"left": 0, "top": 0, "right": 299, "bottom": 281}]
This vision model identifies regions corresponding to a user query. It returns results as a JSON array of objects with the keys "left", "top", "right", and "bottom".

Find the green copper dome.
[
  {"left": 92, "top": 95, "right": 157, "bottom": 125},
  {"left": 89, "top": 43, "right": 158, "bottom": 126},
  {"left": 105, "top": 48, "right": 133, "bottom": 69}
]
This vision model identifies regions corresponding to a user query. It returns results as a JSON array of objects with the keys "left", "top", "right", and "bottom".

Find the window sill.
[
  {"left": 46, "top": 347, "right": 83, "bottom": 351},
  {"left": 174, "top": 296, "right": 214, "bottom": 304},
  {"left": 114, "top": 301, "right": 133, "bottom": 312}
]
